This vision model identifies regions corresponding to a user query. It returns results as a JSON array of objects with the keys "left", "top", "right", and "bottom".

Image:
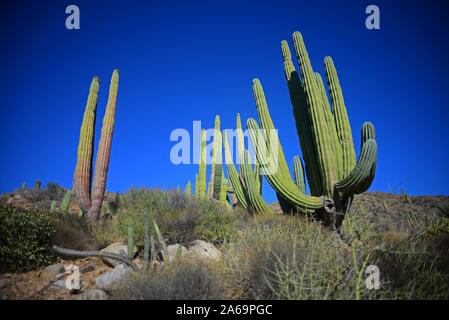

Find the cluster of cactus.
[
  {"left": 244, "top": 31, "right": 377, "bottom": 227},
  {"left": 73, "top": 70, "right": 119, "bottom": 221},
  {"left": 186, "top": 116, "right": 231, "bottom": 208},
  {"left": 184, "top": 31, "right": 377, "bottom": 227},
  {"left": 49, "top": 190, "right": 73, "bottom": 214},
  {"left": 222, "top": 114, "right": 272, "bottom": 214}
]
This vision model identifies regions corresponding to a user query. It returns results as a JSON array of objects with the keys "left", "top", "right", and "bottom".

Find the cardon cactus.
[
  {"left": 73, "top": 70, "right": 119, "bottom": 220},
  {"left": 223, "top": 115, "right": 272, "bottom": 215},
  {"left": 34, "top": 181, "right": 41, "bottom": 190},
  {"left": 185, "top": 181, "right": 192, "bottom": 199},
  {"left": 61, "top": 190, "right": 73, "bottom": 214},
  {"left": 197, "top": 129, "right": 207, "bottom": 200},
  {"left": 248, "top": 31, "right": 377, "bottom": 228}
]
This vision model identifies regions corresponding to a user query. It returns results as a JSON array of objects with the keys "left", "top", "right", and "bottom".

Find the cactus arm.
[
  {"left": 293, "top": 156, "right": 306, "bottom": 194},
  {"left": 247, "top": 118, "right": 323, "bottom": 213},
  {"left": 194, "top": 174, "right": 199, "bottom": 199},
  {"left": 185, "top": 181, "right": 192, "bottom": 199},
  {"left": 241, "top": 150, "right": 273, "bottom": 215},
  {"left": 357, "top": 122, "right": 377, "bottom": 193},
  {"left": 324, "top": 56, "right": 356, "bottom": 179},
  {"left": 235, "top": 113, "right": 247, "bottom": 188},
  {"left": 252, "top": 79, "right": 292, "bottom": 181},
  {"left": 73, "top": 76, "right": 100, "bottom": 213},
  {"left": 334, "top": 139, "right": 377, "bottom": 195},
  {"left": 88, "top": 70, "right": 119, "bottom": 220},
  {"left": 223, "top": 129, "right": 249, "bottom": 208},
  {"left": 282, "top": 41, "right": 322, "bottom": 196},
  {"left": 315, "top": 72, "right": 343, "bottom": 181},
  {"left": 198, "top": 129, "right": 207, "bottom": 200},
  {"left": 292, "top": 32, "right": 338, "bottom": 196}
]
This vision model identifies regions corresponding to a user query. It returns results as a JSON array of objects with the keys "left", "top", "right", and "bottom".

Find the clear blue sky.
[{"left": 1, "top": 0, "right": 448, "bottom": 204}]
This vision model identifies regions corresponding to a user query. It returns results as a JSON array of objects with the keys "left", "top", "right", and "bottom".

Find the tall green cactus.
[
  {"left": 185, "top": 181, "right": 192, "bottom": 199},
  {"left": 198, "top": 129, "right": 207, "bottom": 200},
  {"left": 247, "top": 31, "right": 377, "bottom": 227},
  {"left": 223, "top": 121, "right": 272, "bottom": 215},
  {"left": 50, "top": 200, "right": 57, "bottom": 213},
  {"left": 61, "top": 190, "right": 72, "bottom": 214},
  {"left": 73, "top": 70, "right": 119, "bottom": 221}
]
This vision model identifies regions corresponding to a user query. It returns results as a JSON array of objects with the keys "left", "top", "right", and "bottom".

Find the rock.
[
  {"left": 163, "top": 244, "right": 188, "bottom": 263},
  {"left": 95, "top": 264, "right": 132, "bottom": 292},
  {"left": 185, "top": 240, "right": 221, "bottom": 263},
  {"left": 80, "top": 265, "right": 95, "bottom": 273},
  {"left": 0, "top": 279, "right": 8, "bottom": 289},
  {"left": 100, "top": 242, "right": 138, "bottom": 267},
  {"left": 42, "top": 264, "right": 64, "bottom": 279},
  {"left": 73, "top": 289, "right": 109, "bottom": 300}
]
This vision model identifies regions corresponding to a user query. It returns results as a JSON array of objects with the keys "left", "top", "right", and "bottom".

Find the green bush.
[
  {"left": 103, "top": 188, "right": 240, "bottom": 247},
  {"left": 426, "top": 217, "right": 449, "bottom": 236},
  {"left": 0, "top": 205, "right": 57, "bottom": 273},
  {"left": 196, "top": 210, "right": 239, "bottom": 245}
]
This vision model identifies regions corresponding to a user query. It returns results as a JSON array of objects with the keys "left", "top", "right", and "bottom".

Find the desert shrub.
[
  {"left": 103, "top": 187, "right": 240, "bottom": 247},
  {"left": 111, "top": 262, "right": 226, "bottom": 300},
  {"left": 196, "top": 210, "right": 239, "bottom": 245},
  {"left": 0, "top": 205, "right": 57, "bottom": 273},
  {"left": 217, "top": 214, "right": 370, "bottom": 300},
  {"left": 372, "top": 234, "right": 449, "bottom": 299},
  {"left": 51, "top": 211, "right": 105, "bottom": 251},
  {"left": 426, "top": 216, "right": 449, "bottom": 236},
  {"left": 6, "top": 182, "right": 67, "bottom": 211}
]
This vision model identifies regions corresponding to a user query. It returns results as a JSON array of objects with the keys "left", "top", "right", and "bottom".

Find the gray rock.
[
  {"left": 42, "top": 264, "right": 64, "bottom": 279},
  {"left": 185, "top": 240, "right": 221, "bottom": 263},
  {"left": 73, "top": 289, "right": 109, "bottom": 300},
  {"left": 100, "top": 242, "right": 138, "bottom": 267},
  {"left": 164, "top": 244, "right": 188, "bottom": 263},
  {"left": 0, "top": 279, "right": 8, "bottom": 289},
  {"left": 95, "top": 264, "right": 132, "bottom": 292}
]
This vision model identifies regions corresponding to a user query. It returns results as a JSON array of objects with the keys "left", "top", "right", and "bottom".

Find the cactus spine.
[{"left": 73, "top": 70, "right": 119, "bottom": 221}]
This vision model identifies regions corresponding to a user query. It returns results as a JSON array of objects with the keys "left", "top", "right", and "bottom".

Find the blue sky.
[{"left": 0, "top": 0, "right": 448, "bottom": 204}]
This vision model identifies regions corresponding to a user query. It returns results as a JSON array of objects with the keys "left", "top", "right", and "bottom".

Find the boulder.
[
  {"left": 73, "top": 289, "right": 109, "bottom": 300},
  {"left": 100, "top": 242, "right": 138, "bottom": 267},
  {"left": 95, "top": 264, "right": 132, "bottom": 292},
  {"left": 41, "top": 264, "right": 64, "bottom": 279},
  {"left": 185, "top": 240, "right": 221, "bottom": 263},
  {"left": 163, "top": 244, "right": 188, "bottom": 263}
]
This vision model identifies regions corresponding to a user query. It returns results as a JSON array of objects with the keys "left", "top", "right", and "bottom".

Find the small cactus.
[
  {"left": 128, "top": 223, "right": 134, "bottom": 260},
  {"left": 50, "top": 200, "right": 57, "bottom": 213},
  {"left": 61, "top": 190, "right": 73, "bottom": 214},
  {"left": 34, "top": 181, "right": 41, "bottom": 190}
]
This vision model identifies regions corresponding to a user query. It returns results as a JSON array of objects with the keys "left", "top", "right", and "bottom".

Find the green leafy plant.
[{"left": 0, "top": 206, "right": 57, "bottom": 273}]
